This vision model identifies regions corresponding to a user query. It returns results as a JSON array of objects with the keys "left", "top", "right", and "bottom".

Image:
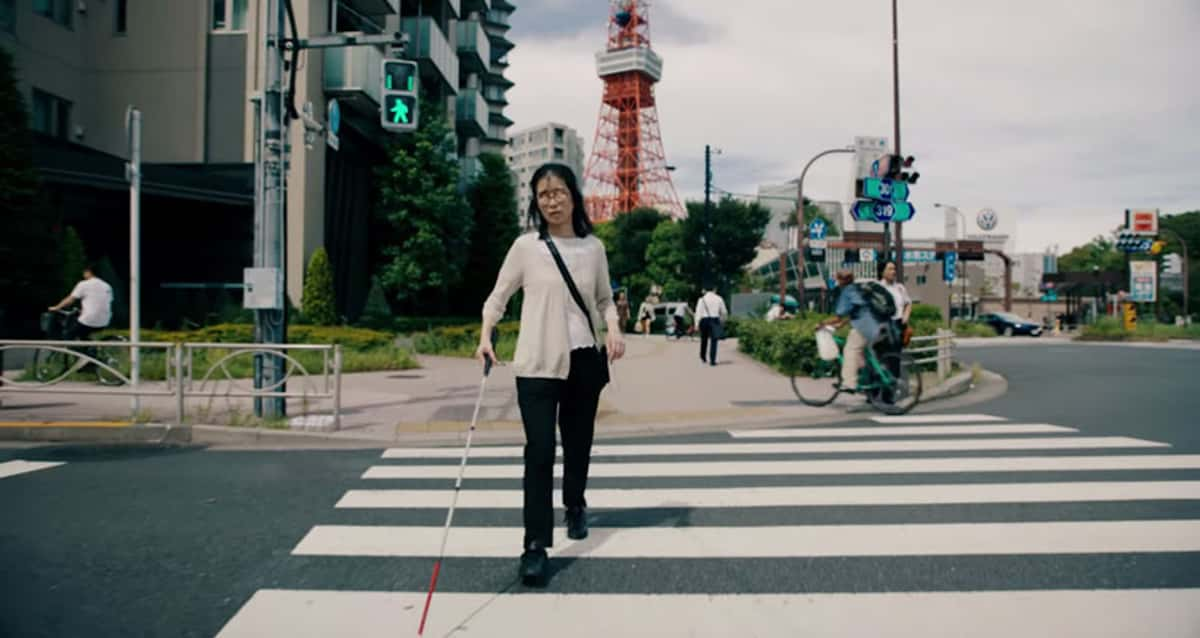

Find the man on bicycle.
[
  {"left": 48, "top": 264, "right": 113, "bottom": 341},
  {"left": 819, "top": 270, "right": 883, "bottom": 392}
]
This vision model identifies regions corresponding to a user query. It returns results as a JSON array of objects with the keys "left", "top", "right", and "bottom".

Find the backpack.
[{"left": 858, "top": 281, "right": 896, "bottom": 320}]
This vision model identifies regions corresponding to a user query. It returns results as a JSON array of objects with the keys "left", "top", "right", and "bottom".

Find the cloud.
[{"left": 504, "top": 0, "right": 1200, "bottom": 253}]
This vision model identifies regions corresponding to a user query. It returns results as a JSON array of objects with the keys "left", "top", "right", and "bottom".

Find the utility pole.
[
  {"left": 126, "top": 107, "right": 141, "bottom": 415},
  {"left": 891, "top": 0, "right": 905, "bottom": 283},
  {"left": 704, "top": 144, "right": 714, "bottom": 290}
]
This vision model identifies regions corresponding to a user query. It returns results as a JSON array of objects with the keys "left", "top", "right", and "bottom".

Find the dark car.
[{"left": 978, "top": 312, "right": 1043, "bottom": 337}]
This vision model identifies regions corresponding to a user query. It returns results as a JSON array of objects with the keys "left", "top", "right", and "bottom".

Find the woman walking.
[{"left": 477, "top": 163, "right": 626, "bottom": 586}]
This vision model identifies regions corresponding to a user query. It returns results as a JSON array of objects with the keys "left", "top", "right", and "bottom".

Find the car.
[{"left": 977, "top": 312, "right": 1043, "bottom": 337}]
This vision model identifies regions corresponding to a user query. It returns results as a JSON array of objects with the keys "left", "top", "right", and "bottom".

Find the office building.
[{"left": 506, "top": 122, "right": 584, "bottom": 217}]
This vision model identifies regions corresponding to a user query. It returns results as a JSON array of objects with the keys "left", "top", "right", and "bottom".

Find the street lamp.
[
  {"left": 934, "top": 203, "right": 968, "bottom": 322},
  {"left": 792, "top": 145, "right": 855, "bottom": 315}
]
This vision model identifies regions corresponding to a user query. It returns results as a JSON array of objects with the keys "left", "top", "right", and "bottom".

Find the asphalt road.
[{"left": 2, "top": 340, "right": 1199, "bottom": 637}]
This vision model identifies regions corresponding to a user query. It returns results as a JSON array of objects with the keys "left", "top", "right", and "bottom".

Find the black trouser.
[
  {"left": 699, "top": 318, "right": 721, "bottom": 363},
  {"left": 874, "top": 320, "right": 905, "bottom": 401},
  {"left": 65, "top": 320, "right": 101, "bottom": 364},
  {"left": 516, "top": 349, "right": 605, "bottom": 549}
]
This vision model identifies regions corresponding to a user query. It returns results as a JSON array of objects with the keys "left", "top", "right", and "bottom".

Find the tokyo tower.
[{"left": 583, "top": 0, "right": 685, "bottom": 222}]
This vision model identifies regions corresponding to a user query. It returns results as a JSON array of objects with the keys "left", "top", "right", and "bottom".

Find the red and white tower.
[{"left": 583, "top": 1, "right": 684, "bottom": 222}]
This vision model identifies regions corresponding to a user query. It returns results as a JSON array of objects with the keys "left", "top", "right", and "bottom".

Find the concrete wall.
[{"left": 205, "top": 33, "right": 248, "bottom": 162}]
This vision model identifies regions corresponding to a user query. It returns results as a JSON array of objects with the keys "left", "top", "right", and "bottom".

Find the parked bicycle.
[
  {"left": 790, "top": 327, "right": 922, "bottom": 415},
  {"left": 34, "top": 309, "right": 128, "bottom": 386}
]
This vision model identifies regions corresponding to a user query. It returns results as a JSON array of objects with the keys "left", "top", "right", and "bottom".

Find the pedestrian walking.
[
  {"left": 694, "top": 285, "right": 728, "bottom": 366},
  {"left": 477, "top": 162, "right": 626, "bottom": 586},
  {"left": 615, "top": 289, "right": 631, "bottom": 333}
]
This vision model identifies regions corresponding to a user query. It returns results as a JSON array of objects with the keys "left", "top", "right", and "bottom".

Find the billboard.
[{"left": 1129, "top": 260, "right": 1157, "bottom": 303}]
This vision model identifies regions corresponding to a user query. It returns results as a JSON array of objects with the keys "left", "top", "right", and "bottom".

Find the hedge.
[
  {"left": 413, "top": 321, "right": 521, "bottom": 359},
  {"left": 100, "top": 323, "right": 395, "bottom": 351}
]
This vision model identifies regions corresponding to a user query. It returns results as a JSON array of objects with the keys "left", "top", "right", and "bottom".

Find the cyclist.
[
  {"left": 818, "top": 269, "right": 883, "bottom": 392},
  {"left": 48, "top": 264, "right": 113, "bottom": 342}
]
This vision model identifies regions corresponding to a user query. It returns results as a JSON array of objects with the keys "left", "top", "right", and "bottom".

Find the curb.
[{"left": 0, "top": 423, "right": 191, "bottom": 444}]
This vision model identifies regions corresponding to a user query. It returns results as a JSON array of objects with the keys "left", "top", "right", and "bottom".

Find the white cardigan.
[{"left": 482, "top": 232, "right": 619, "bottom": 379}]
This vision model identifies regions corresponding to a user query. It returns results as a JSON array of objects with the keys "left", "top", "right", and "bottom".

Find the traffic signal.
[
  {"left": 380, "top": 59, "right": 419, "bottom": 133},
  {"left": 1162, "top": 253, "right": 1183, "bottom": 275},
  {"left": 884, "top": 155, "right": 919, "bottom": 184},
  {"left": 1149, "top": 240, "right": 1167, "bottom": 255}
]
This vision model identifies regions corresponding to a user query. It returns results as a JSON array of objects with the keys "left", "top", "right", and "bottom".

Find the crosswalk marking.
[
  {"left": 335, "top": 481, "right": 1200, "bottom": 510},
  {"left": 364, "top": 454, "right": 1200, "bottom": 480},
  {"left": 0, "top": 460, "right": 64, "bottom": 479},
  {"left": 381, "top": 436, "right": 1167, "bottom": 459},
  {"left": 728, "top": 424, "right": 1075, "bottom": 438},
  {"left": 292, "top": 520, "right": 1200, "bottom": 558},
  {"left": 872, "top": 414, "right": 1008, "bottom": 423},
  {"left": 218, "top": 589, "right": 1200, "bottom": 638}
]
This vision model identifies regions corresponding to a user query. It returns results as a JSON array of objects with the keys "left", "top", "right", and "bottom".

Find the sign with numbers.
[{"left": 1129, "top": 260, "right": 1157, "bottom": 302}]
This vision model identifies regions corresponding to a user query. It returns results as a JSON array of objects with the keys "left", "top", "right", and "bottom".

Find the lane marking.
[
  {"left": 292, "top": 520, "right": 1200, "bottom": 558},
  {"left": 728, "top": 424, "right": 1075, "bottom": 438},
  {"left": 382, "top": 437, "right": 1168, "bottom": 459},
  {"left": 872, "top": 414, "right": 1008, "bottom": 424},
  {"left": 337, "top": 481, "right": 1200, "bottom": 510},
  {"left": 0, "top": 460, "right": 65, "bottom": 479},
  {"left": 364, "top": 454, "right": 1200, "bottom": 480},
  {"left": 217, "top": 589, "right": 1200, "bottom": 638}
]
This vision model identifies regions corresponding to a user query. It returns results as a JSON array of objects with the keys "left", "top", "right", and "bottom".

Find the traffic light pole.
[{"left": 891, "top": 0, "right": 905, "bottom": 283}]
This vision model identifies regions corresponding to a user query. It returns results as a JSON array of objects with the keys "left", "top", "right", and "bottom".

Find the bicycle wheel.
[
  {"left": 33, "top": 348, "right": 68, "bottom": 382},
  {"left": 868, "top": 352, "right": 922, "bottom": 415},
  {"left": 94, "top": 336, "right": 129, "bottom": 386},
  {"left": 790, "top": 358, "right": 842, "bottom": 407}
]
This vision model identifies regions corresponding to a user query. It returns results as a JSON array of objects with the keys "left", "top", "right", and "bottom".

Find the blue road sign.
[
  {"left": 809, "top": 218, "right": 828, "bottom": 240},
  {"left": 944, "top": 251, "right": 958, "bottom": 282},
  {"left": 852, "top": 200, "right": 915, "bottom": 223}
]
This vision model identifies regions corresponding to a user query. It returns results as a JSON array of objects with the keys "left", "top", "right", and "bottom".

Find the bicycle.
[
  {"left": 790, "top": 328, "right": 922, "bottom": 415},
  {"left": 34, "top": 309, "right": 128, "bottom": 386}
]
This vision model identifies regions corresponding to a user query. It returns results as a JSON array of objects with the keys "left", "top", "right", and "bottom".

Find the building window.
[
  {"left": 114, "top": 0, "right": 127, "bottom": 34},
  {"left": 31, "top": 88, "right": 71, "bottom": 139},
  {"left": 34, "top": 0, "right": 72, "bottom": 28},
  {"left": 1, "top": 0, "right": 15, "bottom": 33},
  {"left": 916, "top": 275, "right": 927, "bottom": 285},
  {"left": 211, "top": 0, "right": 246, "bottom": 31}
]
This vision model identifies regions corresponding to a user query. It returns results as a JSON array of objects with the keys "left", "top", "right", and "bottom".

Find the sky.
[{"left": 502, "top": 0, "right": 1200, "bottom": 254}]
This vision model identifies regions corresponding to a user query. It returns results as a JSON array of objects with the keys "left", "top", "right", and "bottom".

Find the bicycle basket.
[{"left": 815, "top": 327, "right": 839, "bottom": 361}]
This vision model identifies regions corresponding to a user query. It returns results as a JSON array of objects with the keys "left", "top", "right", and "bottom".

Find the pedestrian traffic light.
[{"left": 380, "top": 59, "right": 419, "bottom": 133}]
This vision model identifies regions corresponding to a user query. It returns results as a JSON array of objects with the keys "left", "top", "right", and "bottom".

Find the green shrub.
[
  {"left": 392, "top": 316, "right": 479, "bottom": 334},
  {"left": 736, "top": 315, "right": 834, "bottom": 375},
  {"left": 413, "top": 321, "right": 520, "bottom": 358},
  {"left": 302, "top": 248, "right": 338, "bottom": 326},
  {"left": 952, "top": 321, "right": 999, "bottom": 338},
  {"left": 100, "top": 323, "right": 394, "bottom": 350},
  {"left": 358, "top": 276, "right": 392, "bottom": 329},
  {"left": 910, "top": 303, "right": 942, "bottom": 323}
]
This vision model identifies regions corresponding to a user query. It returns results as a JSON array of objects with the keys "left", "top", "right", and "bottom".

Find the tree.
[
  {"left": 644, "top": 219, "right": 692, "bottom": 301},
  {"left": 682, "top": 196, "right": 772, "bottom": 297},
  {"left": 302, "top": 247, "right": 338, "bottom": 325},
  {"left": 786, "top": 199, "right": 841, "bottom": 237},
  {"left": 358, "top": 276, "right": 392, "bottom": 329},
  {"left": 373, "top": 102, "right": 473, "bottom": 314},
  {"left": 1057, "top": 235, "right": 1125, "bottom": 273},
  {"left": 1160, "top": 210, "right": 1200, "bottom": 318},
  {"left": 0, "top": 46, "right": 58, "bottom": 336},
  {"left": 595, "top": 207, "right": 666, "bottom": 304},
  {"left": 459, "top": 152, "right": 520, "bottom": 313}
]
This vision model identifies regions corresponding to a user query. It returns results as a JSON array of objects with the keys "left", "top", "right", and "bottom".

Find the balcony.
[
  {"left": 456, "top": 20, "right": 490, "bottom": 74},
  {"left": 341, "top": 0, "right": 399, "bottom": 15},
  {"left": 482, "top": 9, "right": 510, "bottom": 29},
  {"left": 324, "top": 41, "right": 385, "bottom": 109},
  {"left": 462, "top": 0, "right": 490, "bottom": 13},
  {"left": 400, "top": 17, "right": 459, "bottom": 95},
  {"left": 456, "top": 88, "right": 488, "bottom": 137},
  {"left": 482, "top": 84, "right": 507, "bottom": 105}
]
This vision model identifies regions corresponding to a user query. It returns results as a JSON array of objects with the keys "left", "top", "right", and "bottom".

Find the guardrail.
[
  {"left": 0, "top": 340, "right": 342, "bottom": 430},
  {"left": 907, "top": 329, "right": 955, "bottom": 380}
]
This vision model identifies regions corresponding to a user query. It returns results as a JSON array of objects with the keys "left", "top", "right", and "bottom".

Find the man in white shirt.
[
  {"left": 48, "top": 264, "right": 113, "bottom": 341},
  {"left": 694, "top": 287, "right": 728, "bottom": 366}
]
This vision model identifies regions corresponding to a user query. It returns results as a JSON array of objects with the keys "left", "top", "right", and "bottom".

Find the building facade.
[
  {"left": 506, "top": 122, "right": 585, "bottom": 218},
  {"left": 4, "top": 0, "right": 516, "bottom": 323}
]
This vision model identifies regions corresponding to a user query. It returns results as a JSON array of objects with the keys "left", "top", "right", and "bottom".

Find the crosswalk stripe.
[
  {"left": 728, "top": 424, "right": 1075, "bottom": 438},
  {"left": 336, "top": 481, "right": 1200, "bottom": 510},
  {"left": 872, "top": 414, "right": 1008, "bottom": 423},
  {"left": 0, "top": 460, "right": 64, "bottom": 479},
  {"left": 292, "top": 520, "right": 1200, "bottom": 558},
  {"left": 364, "top": 454, "right": 1200, "bottom": 480},
  {"left": 382, "top": 436, "right": 1167, "bottom": 459},
  {"left": 217, "top": 589, "right": 1200, "bottom": 638}
]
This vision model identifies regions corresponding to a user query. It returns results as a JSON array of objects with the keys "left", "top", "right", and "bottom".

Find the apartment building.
[
  {"left": 506, "top": 122, "right": 584, "bottom": 217},
  {"left": 3, "top": 0, "right": 515, "bottom": 324}
]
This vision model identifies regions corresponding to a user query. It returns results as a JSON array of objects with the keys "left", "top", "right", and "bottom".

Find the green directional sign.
[{"left": 860, "top": 178, "right": 909, "bottom": 202}]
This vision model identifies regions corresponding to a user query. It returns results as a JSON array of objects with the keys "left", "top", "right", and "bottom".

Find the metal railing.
[
  {"left": 0, "top": 340, "right": 342, "bottom": 430},
  {"left": 906, "top": 329, "right": 955, "bottom": 380}
]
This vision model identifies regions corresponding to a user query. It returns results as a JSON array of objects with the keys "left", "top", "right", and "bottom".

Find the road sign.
[
  {"left": 851, "top": 200, "right": 914, "bottom": 223},
  {"left": 326, "top": 99, "right": 340, "bottom": 151},
  {"left": 860, "top": 248, "right": 876, "bottom": 262},
  {"left": 1129, "top": 260, "right": 1157, "bottom": 302},
  {"left": 853, "top": 136, "right": 889, "bottom": 180},
  {"left": 903, "top": 250, "right": 937, "bottom": 263},
  {"left": 1127, "top": 209, "right": 1158, "bottom": 235},
  {"left": 943, "top": 251, "right": 957, "bottom": 282},
  {"left": 808, "top": 218, "right": 828, "bottom": 240},
  {"left": 859, "top": 178, "right": 909, "bottom": 202},
  {"left": 957, "top": 240, "right": 985, "bottom": 261},
  {"left": 1117, "top": 232, "right": 1153, "bottom": 253}
]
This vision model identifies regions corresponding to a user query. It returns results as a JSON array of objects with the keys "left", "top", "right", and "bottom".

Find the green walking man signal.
[{"left": 380, "top": 59, "right": 419, "bottom": 132}]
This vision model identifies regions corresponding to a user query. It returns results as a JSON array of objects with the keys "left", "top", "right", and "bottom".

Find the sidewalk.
[{"left": 0, "top": 335, "right": 983, "bottom": 447}]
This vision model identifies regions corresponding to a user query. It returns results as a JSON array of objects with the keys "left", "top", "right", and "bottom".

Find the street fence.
[
  {"left": 0, "top": 340, "right": 342, "bottom": 430},
  {"left": 907, "top": 329, "right": 956, "bottom": 380}
]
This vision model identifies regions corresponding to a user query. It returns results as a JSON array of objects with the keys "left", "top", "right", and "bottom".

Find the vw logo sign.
[{"left": 977, "top": 208, "right": 998, "bottom": 231}]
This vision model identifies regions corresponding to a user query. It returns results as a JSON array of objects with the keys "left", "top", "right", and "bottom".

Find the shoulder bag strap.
[{"left": 543, "top": 238, "right": 599, "bottom": 343}]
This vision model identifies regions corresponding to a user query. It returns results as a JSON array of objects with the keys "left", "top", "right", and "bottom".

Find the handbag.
[
  {"left": 901, "top": 323, "right": 914, "bottom": 347},
  {"left": 543, "top": 239, "right": 610, "bottom": 387}
]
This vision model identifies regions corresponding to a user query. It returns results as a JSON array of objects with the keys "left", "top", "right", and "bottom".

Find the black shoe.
[
  {"left": 519, "top": 544, "right": 548, "bottom": 586},
  {"left": 565, "top": 506, "right": 588, "bottom": 540}
]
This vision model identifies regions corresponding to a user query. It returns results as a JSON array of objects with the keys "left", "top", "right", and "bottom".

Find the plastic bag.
[{"left": 816, "top": 327, "right": 839, "bottom": 361}]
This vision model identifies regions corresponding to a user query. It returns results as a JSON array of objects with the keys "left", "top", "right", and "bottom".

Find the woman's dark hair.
[
  {"left": 528, "top": 163, "right": 593, "bottom": 238},
  {"left": 877, "top": 260, "right": 896, "bottom": 279}
]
